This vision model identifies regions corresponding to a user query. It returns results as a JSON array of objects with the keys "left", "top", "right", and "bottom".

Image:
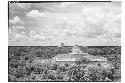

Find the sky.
[{"left": 8, "top": 2, "right": 121, "bottom": 46}]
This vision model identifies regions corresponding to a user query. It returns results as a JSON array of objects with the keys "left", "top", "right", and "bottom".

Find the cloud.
[
  {"left": 9, "top": 3, "right": 31, "bottom": 9},
  {"left": 9, "top": 16, "right": 24, "bottom": 24},
  {"left": 9, "top": 3, "right": 32, "bottom": 18},
  {"left": 16, "top": 3, "right": 32, "bottom": 9},
  {"left": 114, "top": 33, "right": 121, "bottom": 38},
  {"left": 29, "top": 30, "right": 41, "bottom": 39},
  {"left": 81, "top": 3, "right": 121, "bottom": 39},
  {"left": 8, "top": 26, "right": 26, "bottom": 43},
  {"left": 53, "top": 16, "right": 106, "bottom": 38},
  {"left": 8, "top": 28, "right": 27, "bottom": 43},
  {"left": 58, "top": 2, "right": 76, "bottom": 8},
  {"left": 8, "top": 2, "right": 121, "bottom": 46},
  {"left": 15, "top": 31, "right": 26, "bottom": 39},
  {"left": 29, "top": 30, "right": 47, "bottom": 40},
  {"left": 11, "top": 26, "right": 25, "bottom": 29},
  {"left": 26, "top": 10, "right": 45, "bottom": 18},
  {"left": 10, "top": 26, "right": 25, "bottom": 32},
  {"left": 29, "top": 30, "right": 37, "bottom": 36}
]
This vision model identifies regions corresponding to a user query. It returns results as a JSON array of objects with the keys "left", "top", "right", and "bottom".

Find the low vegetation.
[{"left": 8, "top": 46, "right": 121, "bottom": 82}]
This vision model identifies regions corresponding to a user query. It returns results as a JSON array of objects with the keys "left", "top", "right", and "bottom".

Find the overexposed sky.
[{"left": 8, "top": 2, "right": 121, "bottom": 46}]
